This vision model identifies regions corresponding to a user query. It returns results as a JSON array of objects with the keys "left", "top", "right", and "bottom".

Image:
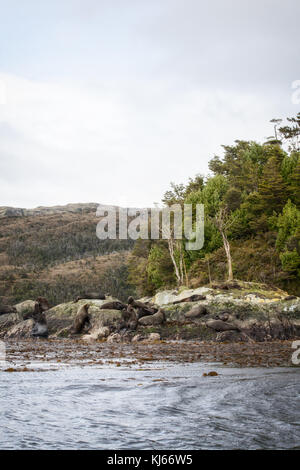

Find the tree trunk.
[
  {"left": 167, "top": 238, "right": 182, "bottom": 285},
  {"left": 178, "top": 241, "right": 185, "bottom": 285},
  {"left": 183, "top": 257, "right": 189, "bottom": 287},
  {"left": 220, "top": 230, "right": 233, "bottom": 281},
  {"left": 207, "top": 257, "right": 212, "bottom": 285}
]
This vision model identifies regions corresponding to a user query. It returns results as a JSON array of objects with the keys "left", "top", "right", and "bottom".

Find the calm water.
[{"left": 0, "top": 362, "right": 299, "bottom": 449}]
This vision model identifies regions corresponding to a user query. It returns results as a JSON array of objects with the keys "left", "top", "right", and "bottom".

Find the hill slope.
[{"left": 0, "top": 203, "right": 134, "bottom": 305}]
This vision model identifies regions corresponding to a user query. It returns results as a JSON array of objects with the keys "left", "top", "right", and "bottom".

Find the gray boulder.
[{"left": 5, "top": 319, "right": 34, "bottom": 339}]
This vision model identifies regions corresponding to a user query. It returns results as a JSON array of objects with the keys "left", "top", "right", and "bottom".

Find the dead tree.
[{"left": 214, "top": 206, "right": 234, "bottom": 282}]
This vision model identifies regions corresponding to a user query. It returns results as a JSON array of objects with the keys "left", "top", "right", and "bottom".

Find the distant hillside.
[
  {"left": 0, "top": 203, "right": 135, "bottom": 305},
  {"left": 0, "top": 202, "right": 99, "bottom": 218}
]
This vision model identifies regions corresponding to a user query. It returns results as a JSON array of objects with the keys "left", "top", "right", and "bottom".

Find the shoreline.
[{"left": 2, "top": 338, "right": 298, "bottom": 371}]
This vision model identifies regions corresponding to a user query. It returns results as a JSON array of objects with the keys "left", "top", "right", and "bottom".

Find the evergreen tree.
[
  {"left": 289, "top": 156, "right": 300, "bottom": 206},
  {"left": 257, "top": 156, "right": 289, "bottom": 214}
]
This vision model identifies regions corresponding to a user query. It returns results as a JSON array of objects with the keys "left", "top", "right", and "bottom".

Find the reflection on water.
[{"left": 0, "top": 363, "right": 299, "bottom": 449}]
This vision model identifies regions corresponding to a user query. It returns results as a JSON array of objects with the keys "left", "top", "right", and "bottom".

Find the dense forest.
[{"left": 128, "top": 114, "right": 300, "bottom": 297}]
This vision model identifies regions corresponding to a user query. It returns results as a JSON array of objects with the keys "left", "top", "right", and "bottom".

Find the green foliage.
[
  {"left": 275, "top": 201, "right": 300, "bottom": 276},
  {"left": 147, "top": 243, "right": 176, "bottom": 289},
  {"left": 279, "top": 250, "right": 300, "bottom": 275},
  {"left": 186, "top": 175, "right": 228, "bottom": 217},
  {"left": 131, "top": 114, "right": 300, "bottom": 296},
  {"left": 257, "top": 156, "right": 289, "bottom": 214},
  {"left": 281, "top": 151, "right": 299, "bottom": 183},
  {"left": 227, "top": 208, "right": 252, "bottom": 239},
  {"left": 278, "top": 113, "right": 300, "bottom": 151},
  {"left": 162, "top": 182, "right": 186, "bottom": 206},
  {"left": 2, "top": 115, "right": 300, "bottom": 301},
  {"left": 288, "top": 155, "right": 300, "bottom": 206},
  {"left": 276, "top": 200, "right": 300, "bottom": 251},
  {"left": 127, "top": 239, "right": 157, "bottom": 297},
  {"left": 162, "top": 174, "right": 204, "bottom": 206}
]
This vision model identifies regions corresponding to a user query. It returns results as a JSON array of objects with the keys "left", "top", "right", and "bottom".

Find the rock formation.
[{"left": 0, "top": 305, "right": 17, "bottom": 316}]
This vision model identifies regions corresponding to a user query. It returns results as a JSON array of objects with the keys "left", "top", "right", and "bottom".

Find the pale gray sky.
[{"left": 0, "top": 0, "right": 299, "bottom": 208}]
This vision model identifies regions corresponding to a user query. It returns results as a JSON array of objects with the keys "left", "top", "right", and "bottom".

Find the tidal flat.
[{"left": 1, "top": 338, "right": 298, "bottom": 371}]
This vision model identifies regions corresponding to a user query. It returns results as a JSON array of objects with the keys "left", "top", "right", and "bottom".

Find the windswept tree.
[{"left": 278, "top": 113, "right": 300, "bottom": 151}]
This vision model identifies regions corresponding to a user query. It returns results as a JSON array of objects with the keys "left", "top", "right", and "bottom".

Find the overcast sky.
[{"left": 0, "top": 0, "right": 299, "bottom": 208}]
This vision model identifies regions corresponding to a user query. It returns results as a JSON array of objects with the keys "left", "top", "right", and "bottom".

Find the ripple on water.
[{"left": 0, "top": 363, "right": 299, "bottom": 449}]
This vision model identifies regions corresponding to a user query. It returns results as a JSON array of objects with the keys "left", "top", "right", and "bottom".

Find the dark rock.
[
  {"left": 0, "top": 305, "right": 17, "bottom": 316},
  {"left": 203, "top": 371, "right": 218, "bottom": 376}
]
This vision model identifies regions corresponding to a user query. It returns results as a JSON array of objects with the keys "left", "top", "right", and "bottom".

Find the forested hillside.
[
  {"left": 0, "top": 205, "right": 134, "bottom": 305},
  {"left": 128, "top": 114, "right": 300, "bottom": 296}
]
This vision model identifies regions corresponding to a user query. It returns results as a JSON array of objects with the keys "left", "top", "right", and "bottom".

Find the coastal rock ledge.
[{"left": 1, "top": 281, "right": 299, "bottom": 342}]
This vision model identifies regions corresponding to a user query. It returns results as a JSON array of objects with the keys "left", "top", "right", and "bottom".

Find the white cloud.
[{"left": 0, "top": 72, "right": 295, "bottom": 208}]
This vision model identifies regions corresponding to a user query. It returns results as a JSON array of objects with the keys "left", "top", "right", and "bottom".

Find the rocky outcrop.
[
  {"left": 5, "top": 319, "right": 34, "bottom": 339},
  {"left": 0, "top": 305, "right": 17, "bottom": 315},
  {"left": 0, "top": 313, "right": 22, "bottom": 338},
  {"left": 107, "top": 333, "right": 122, "bottom": 343},
  {"left": 82, "top": 326, "right": 110, "bottom": 342},
  {"left": 1, "top": 282, "right": 299, "bottom": 343},
  {"left": 147, "top": 333, "right": 161, "bottom": 342},
  {"left": 15, "top": 300, "right": 36, "bottom": 318},
  {"left": 45, "top": 297, "right": 120, "bottom": 334}
]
